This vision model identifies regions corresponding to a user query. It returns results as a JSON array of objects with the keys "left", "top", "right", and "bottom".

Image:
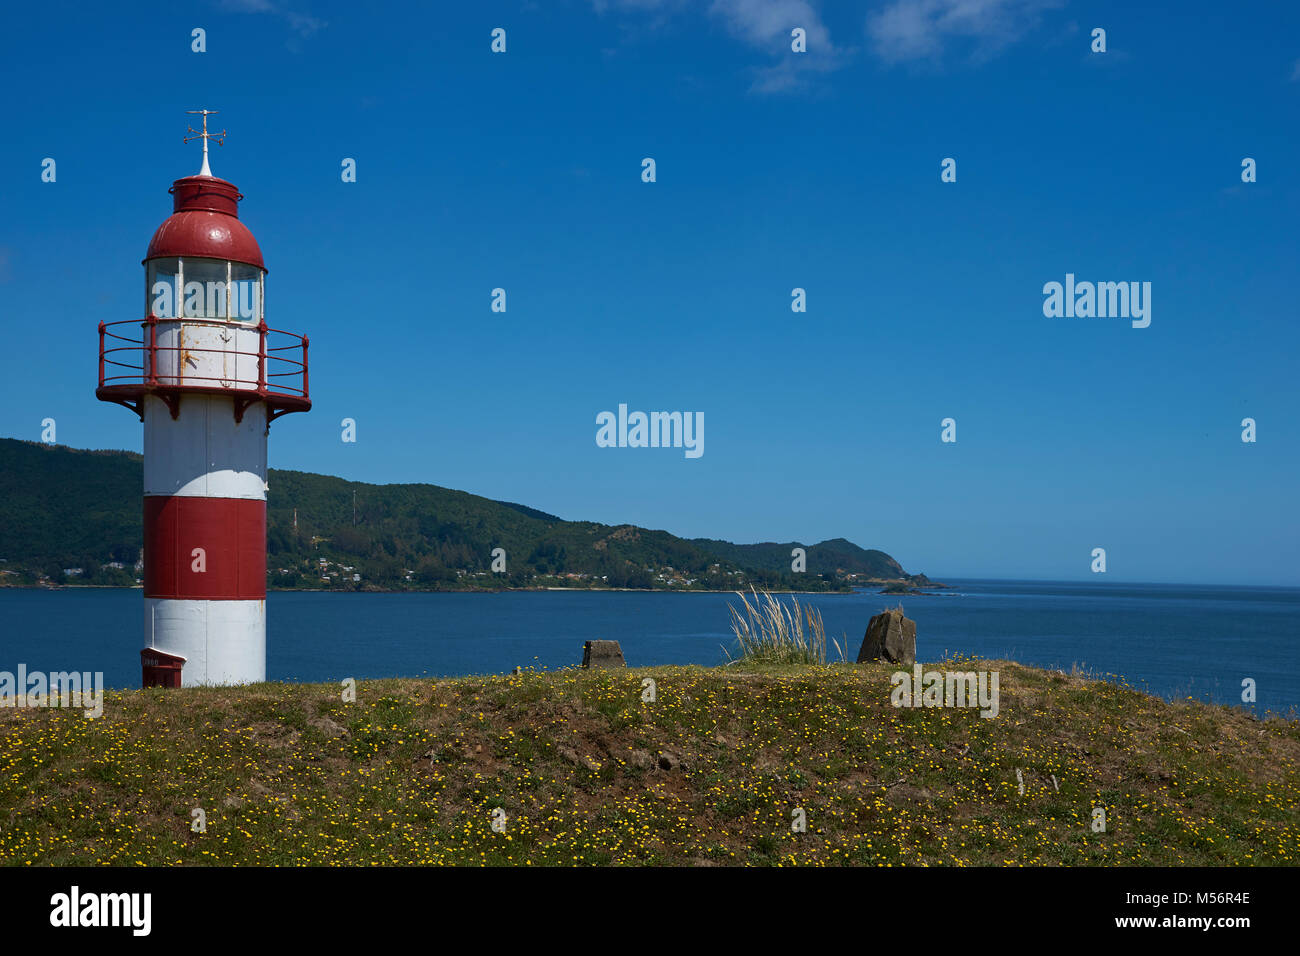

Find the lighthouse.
[{"left": 96, "top": 112, "right": 311, "bottom": 687}]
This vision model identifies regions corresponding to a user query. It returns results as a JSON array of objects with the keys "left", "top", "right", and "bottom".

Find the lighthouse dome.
[{"left": 144, "top": 175, "right": 265, "bottom": 271}]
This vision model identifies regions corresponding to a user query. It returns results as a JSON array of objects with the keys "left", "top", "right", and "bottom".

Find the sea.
[{"left": 2, "top": 579, "right": 1297, "bottom": 713}]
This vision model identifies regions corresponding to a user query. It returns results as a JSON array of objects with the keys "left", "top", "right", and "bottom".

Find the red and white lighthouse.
[{"left": 97, "top": 112, "right": 311, "bottom": 687}]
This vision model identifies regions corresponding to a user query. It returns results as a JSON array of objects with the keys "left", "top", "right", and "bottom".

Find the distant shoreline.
[{"left": 0, "top": 582, "right": 949, "bottom": 597}]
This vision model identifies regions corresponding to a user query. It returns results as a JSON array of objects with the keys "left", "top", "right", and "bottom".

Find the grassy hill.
[
  {"left": 1, "top": 658, "right": 1295, "bottom": 866},
  {"left": 0, "top": 438, "right": 928, "bottom": 592}
]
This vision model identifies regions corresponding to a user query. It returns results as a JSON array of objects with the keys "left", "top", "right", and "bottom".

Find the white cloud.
[
  {"left": 867, "top": 0, "right": 1063, "bottom": 64},
  {"left": 590, "top": 0, "right": 842, "bottom": 93},
  {"left": 218, "top": 0, "right": 325, "bottom": 39},
  {"left": 711, "top": 0, "right": 831, "bottom": 52},
  {"left": 1290, "top": 58, "right": 1300, "bottom": 81}
]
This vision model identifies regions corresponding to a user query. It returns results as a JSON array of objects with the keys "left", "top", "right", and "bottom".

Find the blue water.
[{"left": 2, "top": 580, "right": 1297, "bottom": 713}]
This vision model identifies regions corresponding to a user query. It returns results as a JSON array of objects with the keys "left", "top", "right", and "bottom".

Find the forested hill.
[
  {"left": 689, "top": 537, "right": 929, "bottom": 582},
  {"left": 0, "top": 439, "right": 933, "bottom": 591}
]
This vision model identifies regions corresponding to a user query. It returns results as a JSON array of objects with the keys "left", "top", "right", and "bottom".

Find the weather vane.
[{"left": 183, "top": 109, "right": 226, "bottom": 177}]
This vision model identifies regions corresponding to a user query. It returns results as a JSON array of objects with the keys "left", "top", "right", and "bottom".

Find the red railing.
[{"left": 97, "top": 314, "right": 309, "bottom": 400}]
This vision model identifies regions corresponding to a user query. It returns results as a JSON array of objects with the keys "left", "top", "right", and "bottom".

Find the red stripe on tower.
[{"left": 143, "top": 496, "right": 266, "bottom": 600}]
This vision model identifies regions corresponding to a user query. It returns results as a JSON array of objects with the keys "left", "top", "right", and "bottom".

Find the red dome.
[{"left": 143, "top": 175, "right": 265, "bottom": 271}]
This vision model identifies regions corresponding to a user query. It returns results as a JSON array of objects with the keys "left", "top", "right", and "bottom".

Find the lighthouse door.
[{"left": 174, "top": 320, "right": 230, "bottom": 388}]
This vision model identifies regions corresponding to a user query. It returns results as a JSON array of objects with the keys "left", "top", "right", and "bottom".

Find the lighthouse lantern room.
[{"left": 96, "top": 112, "right": 311, "bottom": 687}]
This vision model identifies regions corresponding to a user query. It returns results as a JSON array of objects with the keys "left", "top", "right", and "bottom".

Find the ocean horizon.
[{"left": 3, "top": 578, "right": 1296, "bottom": 714}]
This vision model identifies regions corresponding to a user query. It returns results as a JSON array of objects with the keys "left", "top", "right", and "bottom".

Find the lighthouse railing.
[
  {"left": 97, "top": 316, "right": 310, "bottom": 401},
  {"left": 99, "top": 320, "right": 148, "bottom": 380}
]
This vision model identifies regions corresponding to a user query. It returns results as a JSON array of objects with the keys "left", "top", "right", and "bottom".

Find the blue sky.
[{"left": 1, "top": 0, "right": 1297, "bottom": 585}]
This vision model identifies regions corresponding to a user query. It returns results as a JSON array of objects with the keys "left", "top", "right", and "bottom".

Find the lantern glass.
[
  {"left": 230, "top": 263, "right": 262, "bottom": 323},
  {"left": 146, "top": 257, "right": 181, "bottom": 318},
  {"left": 146, "top": 257, "right": 263, "bottom": 322},
  {"left": 180, "top": 258, "right": 229, "bottom": 319}
]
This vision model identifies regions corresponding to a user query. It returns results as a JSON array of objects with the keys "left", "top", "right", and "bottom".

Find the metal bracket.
[
  {"left": 232, "top": 395, "right": 258, "bottom": 424},
  {"left": 157, "top": 391, "right": 182, "bottom": 420}
]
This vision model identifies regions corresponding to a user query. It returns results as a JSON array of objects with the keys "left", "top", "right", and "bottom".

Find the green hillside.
[
  {"left": 0, "top": 438, "right": 928, "bottom": 592},
  {"left": 691, "top": 536, "right": 934, "bottom": 583}
]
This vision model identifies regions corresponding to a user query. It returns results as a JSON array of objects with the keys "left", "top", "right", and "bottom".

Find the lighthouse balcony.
[{"left": 97, "top": 314, "right": 310, "bottom": 424}]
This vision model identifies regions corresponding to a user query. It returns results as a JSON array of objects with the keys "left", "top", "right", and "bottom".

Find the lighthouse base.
[{"left": 144, "top": 598, "right": 266, "bottom": 686}]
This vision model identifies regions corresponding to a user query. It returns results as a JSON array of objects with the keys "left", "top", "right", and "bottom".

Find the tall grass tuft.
[{"left": 725, "top": 588, "right": 845, "bottom": 665}]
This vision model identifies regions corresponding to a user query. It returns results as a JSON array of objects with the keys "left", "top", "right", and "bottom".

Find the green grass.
[{"left": 1, "top": 658, "right": 1297, "bottom": 866}]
